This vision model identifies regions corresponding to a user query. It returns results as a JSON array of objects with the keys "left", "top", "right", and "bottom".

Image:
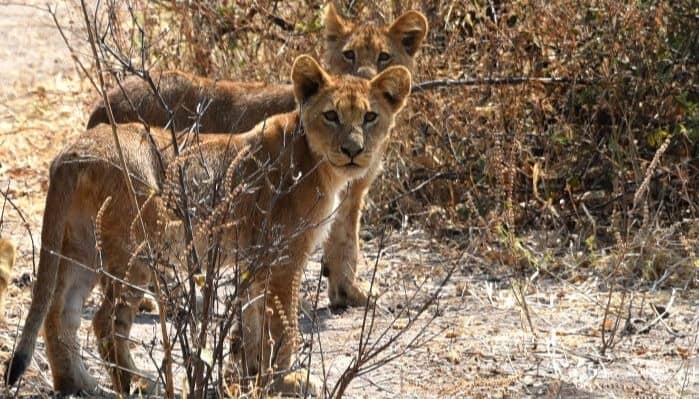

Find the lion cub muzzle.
[
  {"left": 340, "top": 131, "right": 365, "bottom": 159},
  {"left": 356, "top": 65, "right": 378, "bottom": 79}
]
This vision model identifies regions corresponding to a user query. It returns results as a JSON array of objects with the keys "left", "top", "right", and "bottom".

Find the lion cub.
[
  {"left": 86, "top": 4, "right": 428, "bottom": 309},
  {"left": 5, "top": 55, "right": 411, "bottom": 396},
  {"left": 86, "top": 4, "right": 426, "bottom": 133}
]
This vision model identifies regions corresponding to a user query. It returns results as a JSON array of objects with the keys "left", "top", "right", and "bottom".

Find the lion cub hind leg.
[
  {"left": 93, "top": 205, "right": 156, "bottom": 394},
  {"left": 43, "top": 223, "right": 99, "bottom": 394},
  {"left": 93, "top": 277, "right": 145, "bottom": 394},
  {"left": 92, "top": 236, "right": 154, "bottom": 395}
]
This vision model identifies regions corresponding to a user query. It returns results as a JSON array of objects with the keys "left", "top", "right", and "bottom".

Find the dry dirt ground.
[{"left": 0, "top": 3, "right": 697, "bottom": 398}]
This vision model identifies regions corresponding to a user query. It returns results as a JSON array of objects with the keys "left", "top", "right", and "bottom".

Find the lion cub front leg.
[
  {"left": 322, "top": 174, "right": 375, "bottom": 308},
  {"left": 236, "top": 269, "right": 320, "bottom": 396}
]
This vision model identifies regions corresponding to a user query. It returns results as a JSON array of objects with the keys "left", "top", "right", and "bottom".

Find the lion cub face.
[
  {"left": 324, "top": 4, "right": 428, "bottom": 79},
  {"left": 291, "top": 55, "right": 411, "bottom": 180}
]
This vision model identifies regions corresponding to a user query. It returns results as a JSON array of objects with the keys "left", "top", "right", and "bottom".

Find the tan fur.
[
  {"left": 6, "top": 55, "right": 411, "bottom": 396},
  {"left": 86, "top": 4, "right": 428, "bottom": 309},
  {"left": 320, "top": 4, "right": 428, "bottom": 307},
  {"left": 86, "top": 5, "right": 426, "bottom": 133},
  {"left": 0, "top": 238, "right": 15, "bottom": 319},
  {"left": 324, "top": 3, "right": 428, "bottom": 78},
  {"left": 86, "top": 72, "right": 296, "bottom": 134}
]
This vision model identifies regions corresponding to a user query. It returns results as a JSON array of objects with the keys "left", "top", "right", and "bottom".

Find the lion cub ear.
[
  {"left": 371, "top": 66, "right": 412, "bottom": 113},
  {"left": 324, "top": 3, "right": 352, "bottom": 42},
  {"left": 389, "top": 11, "right": 428, "bottom": 56},
  {"left": 291, "top": 55, "right": 330, "bottom": 104}
]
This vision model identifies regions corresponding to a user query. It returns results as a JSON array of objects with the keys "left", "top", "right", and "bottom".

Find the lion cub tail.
[{"left": 4, "top": 159, "right": 79, "bottom": 386}]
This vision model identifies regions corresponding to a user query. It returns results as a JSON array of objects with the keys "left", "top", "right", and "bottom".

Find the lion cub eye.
[
  {"left": 363, "top": 112, "right": 378, "bottom": 124},
  {"left": 342, "top": 50, "right": 355, "bottom": 62},
  {"left": 323, "top": 110, "right": 340, "bottom": 123},
  {"left": 377, "top": 52, "right": 391, "bottom": 63}
]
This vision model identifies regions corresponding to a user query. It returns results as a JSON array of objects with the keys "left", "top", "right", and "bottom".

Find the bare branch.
[{"left": 412, "top": 76, "right": 596, "bottom": 91}]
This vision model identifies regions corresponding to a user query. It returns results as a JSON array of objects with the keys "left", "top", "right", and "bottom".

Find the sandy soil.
[{"left": 0, "top": 2, "right": 697, "bottom": 398}]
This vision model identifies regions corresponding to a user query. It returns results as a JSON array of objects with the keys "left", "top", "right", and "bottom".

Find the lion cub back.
[{"left": 85, "top": 6, "right": 428, "bottom": 134}]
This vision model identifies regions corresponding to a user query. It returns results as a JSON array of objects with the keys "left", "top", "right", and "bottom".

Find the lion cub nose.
[
  {"left": 356, "top": 66, "right": 377, "bottom": 79},
  {"left": 340, "top": 141, "right": 364, "bottom": 158}
]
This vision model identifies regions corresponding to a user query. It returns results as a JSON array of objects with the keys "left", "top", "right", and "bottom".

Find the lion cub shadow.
[
  {"left": 298, "top": 296, "right": 368, "bottom": 335},
  {"left": 130, "top": 293, "right": 342, "bottom": 333}
]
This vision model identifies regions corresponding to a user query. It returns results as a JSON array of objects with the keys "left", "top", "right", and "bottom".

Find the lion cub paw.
[
  {"left": 138, "top": 296, "right": 158, "bottom": 313},
  {"left": 270, "top": 370, "right": 321, "bottom": 397},
  {"left": 328, "top": 279, "right": 373, "bottom": 309},
  {"left": 132, "top": 375, "right": 161, "bottom": 396}
]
